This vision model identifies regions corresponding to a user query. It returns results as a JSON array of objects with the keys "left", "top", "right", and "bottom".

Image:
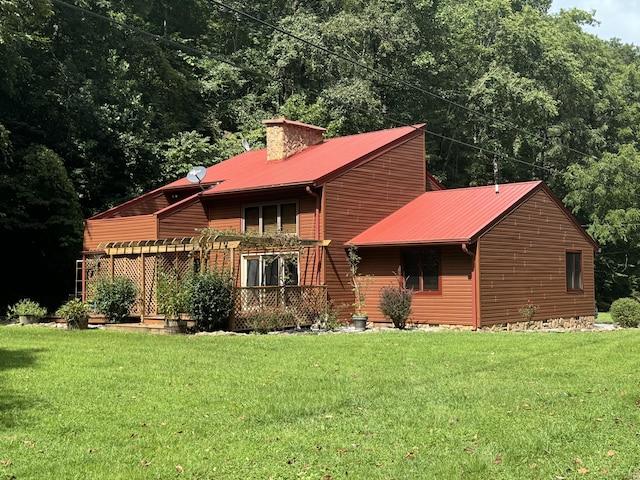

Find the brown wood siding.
[
  {"left": 158, "top": 202, "right": 209, "bottom": 238},
  {"left": 208, "top": 199, "right": 242, "bottom": 231},
  {"left": 323, "top": 135, "right": 427, "bottom": 315},
  {"left": 112, "top": 193, "right": 170, "bottom": 217},
  {"left": 84, "top": 215, "right": 158, "bottom": 251},
  {"left": 478, "top": 189, "right": 596, "bottom": 326},
  {"left": 359, "top": 246, "right": 473, "bottom": 325},
  {"left": 426, "top": 175, "right": 443, "bottom": 192}
]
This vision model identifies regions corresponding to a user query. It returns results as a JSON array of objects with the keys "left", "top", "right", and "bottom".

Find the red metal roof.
[
  {"left": 165, "top": 124, "right": 425, "bottom": 196},
  {"left": 348, "top": 181, "right": 545, "bottom": 246}
]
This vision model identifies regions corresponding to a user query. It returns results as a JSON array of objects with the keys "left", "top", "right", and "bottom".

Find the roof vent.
[{"left": 262, "top": 118, "right": 326, "bottom": 161}]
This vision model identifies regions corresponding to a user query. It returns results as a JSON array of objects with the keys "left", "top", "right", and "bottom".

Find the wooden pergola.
[{"left": 85, "top": 233, "right": 331, "bottom": 328}]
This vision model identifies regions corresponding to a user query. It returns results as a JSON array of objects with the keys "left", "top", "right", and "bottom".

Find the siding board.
[
  {"left": 478, "top": 189, "right": 595, "bottom": 326},
  {"left": 84, "top": 215, "right": 158, "bottom": 251},
  {"left": 359, "top": 246, "right": 473, "bottom": 325},
  {"left": 323, "top": 136, "right": 427, "bottom": 315},
  {"left": 158, "top": 202, "right": 209, "bottom": 238}
]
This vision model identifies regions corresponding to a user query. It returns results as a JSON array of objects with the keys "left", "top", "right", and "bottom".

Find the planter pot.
[
  {"left": 66, "top": 317, "right": 89, "bottom": 330},
  {"left": 19, "top": 315, "right": 38, "bottom": 325},
  {"left": 164, "top": 319, "right": 187, "bottom": 335},
  {"left": 352, "top": 314, "right": 368, "bottom": 331}
]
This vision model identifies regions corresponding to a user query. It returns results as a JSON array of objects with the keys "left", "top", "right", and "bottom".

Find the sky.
[{"left": 549, "top": 0, "right": 640, "bottom": 45}]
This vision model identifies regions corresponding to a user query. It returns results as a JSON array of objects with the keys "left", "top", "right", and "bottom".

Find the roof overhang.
[{"left": 347, "top": 240, "right": 472, "bottom": 248}]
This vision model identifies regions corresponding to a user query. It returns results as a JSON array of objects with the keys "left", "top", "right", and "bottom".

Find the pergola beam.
[{"left": 97, "top": 235, "right": 331, "bottom": 256}]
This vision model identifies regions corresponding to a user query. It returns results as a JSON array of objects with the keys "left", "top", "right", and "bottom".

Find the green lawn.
[
  {"left": 1, "top": 327, "right": 640, "bottom": 479},
  {"left": 597, "top": 311, "right": 613, "bottom": 324}
]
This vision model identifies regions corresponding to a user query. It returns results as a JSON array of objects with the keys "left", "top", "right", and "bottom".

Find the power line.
[
  {"left": 208, "top": 0, "right": 601, "bottom": 163},
  {"left": 49, "top": 0, "right": 561, "bottom": 177}
]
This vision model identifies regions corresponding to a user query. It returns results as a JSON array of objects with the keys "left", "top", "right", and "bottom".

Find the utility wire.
[
  {"left": 208, "top": 0, "right": 600, "bottom": 163},
  {"left": 50, "top": 0, "right": 562, "bottom": 177}
]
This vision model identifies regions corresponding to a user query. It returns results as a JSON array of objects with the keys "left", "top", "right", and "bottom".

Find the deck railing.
[{"left": 232, "top": 285, "right": 327, "bottom": 331}]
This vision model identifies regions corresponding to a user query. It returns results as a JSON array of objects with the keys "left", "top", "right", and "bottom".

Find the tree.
[
  {"left": 0, "top": 144, "right": 83, "bottom": 309},
  {"left": 564, "top": 145, "right": 640, "bottom": 305}
]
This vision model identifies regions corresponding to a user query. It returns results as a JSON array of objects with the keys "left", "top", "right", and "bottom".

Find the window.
[
  {"left": 566, "top": 251, "right": 583, "bottom": 291},
  {"left": 402, "top": 248, "right": 440, "bottom": 292},
  {"left": 243, "top": 202, "right": 298, "bottom": 234},
  {"left": 241, "top": 253, "right": 300, "bottom": 310},
  {"left": 242, "top": 254, "right": 299, "bottom": 287}
]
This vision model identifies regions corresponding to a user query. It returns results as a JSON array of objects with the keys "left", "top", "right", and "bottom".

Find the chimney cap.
[{"left": 262, "top": 117, "right": 327, "bottom": 133}]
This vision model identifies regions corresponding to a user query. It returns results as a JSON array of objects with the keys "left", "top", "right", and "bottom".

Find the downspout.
[
  {"left": 306, "top": 186, "right": 321, "bottom": 285},
  {"left": 462, "top": 243, "right": 479, "bottom": 330}
]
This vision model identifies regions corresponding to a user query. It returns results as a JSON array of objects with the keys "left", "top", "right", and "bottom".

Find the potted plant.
[
  {"left": 7, "top": 299, "right": 47, "bottom": 325},
  {"left": 157, "top": 269, "right": 191, "bottom": 334},
  {"left": 347, "top": 243, "right": 372, "bottom": 331},
  {"left": 56, "top": 298, "right": 91, "bottom": 330},
  {"left": 379, "top": 275, "right": 413, "bottom": 329}
]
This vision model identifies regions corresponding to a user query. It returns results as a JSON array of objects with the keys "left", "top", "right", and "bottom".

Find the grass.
[
  {"left": 1, "top": 327, "right": 640, "bottom": 479},
  {"left": 597, "top": 311, "right": 613, "bottom": 324}
]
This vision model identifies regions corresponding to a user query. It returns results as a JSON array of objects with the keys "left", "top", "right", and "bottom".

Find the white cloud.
[{"left": 550, "top": 0, "right": 640, "bottom": 45}]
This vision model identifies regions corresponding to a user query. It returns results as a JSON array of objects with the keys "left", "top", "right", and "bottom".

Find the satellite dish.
[
  {"left": 242, "top": 138, "right": 251, "bottom": 151},
  {"left": 186, "top": 165, "right": 207, "bottom": 184}
]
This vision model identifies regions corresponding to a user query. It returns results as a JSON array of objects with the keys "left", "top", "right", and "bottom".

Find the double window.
[
  {"left": 566, "top": 251, "right": 583, "bottom": 291},
  {"left": 243, "top": 202, "right": 297, "bottom": 235},
  {"left": 242, "top": 254, "right": 299, "bottom": 287},
  {"left": 402, "top": 248, "right": 440, "bottom": 292},
  {"left": 240, "top": 253, "right": 300, "bottom": 310}
]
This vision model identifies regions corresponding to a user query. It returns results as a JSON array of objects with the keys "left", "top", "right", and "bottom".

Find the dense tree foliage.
[{"left": 1, "top": 0, "right": 639, "bottom": 309}]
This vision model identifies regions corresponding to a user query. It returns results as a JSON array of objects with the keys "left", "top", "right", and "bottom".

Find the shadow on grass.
[
  {"left": 0, "top": 347, "right": 45, "bottom": 428},
  {"left": 0, "top": 347, "right": 43, "bottom": 371}
]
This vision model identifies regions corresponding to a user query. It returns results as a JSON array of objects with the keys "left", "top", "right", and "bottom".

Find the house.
[
  {"left": 348, "top": 181, "right": 599, "bottom": 329},
  {"left": 82, "top": 118, "right": 598, "bottom": 330}
]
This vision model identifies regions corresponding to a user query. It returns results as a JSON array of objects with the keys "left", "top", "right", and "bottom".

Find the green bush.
[
  {"left": 610, "top": 297, "right": 640, "bottom": 328},
  {"left": 190, "top": 270, "right": 235, "bottom": 331},
  {"left": 319, "top": 301, "right": 345, "bottom": 331},
  {"left": 7, "top": 298, "right": 47, "bottom": 321},
  {"left": 379, "top": 284, "right": 413, "bottom": 329},
  {"left": 56, "top": 298, "right": 90, "bottom": 329},
  {"left": 93, "top": 276, "right": 138, "bottom": 323},
  {"left": 156, "top": 269, "right": 192, "bottom": 321},
  {"left": 243, "top": 308, "right": 295, "bottom": 334}
]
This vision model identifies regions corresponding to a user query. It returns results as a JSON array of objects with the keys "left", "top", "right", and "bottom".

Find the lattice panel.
[
  {"left": 232, "top": 286, "right": 327, "bottom": 331},
  {"left": 156, "top": 252, "right": 193, "bottom": 279},
  {"left": 84, "top": 254, "right": 109, "bottom": 304},
  {"left": 113, "top": 256, "right": 143, "bottom": 315},
  {"left": 144, "top": 254, "right": 158, "bottom": 316}
]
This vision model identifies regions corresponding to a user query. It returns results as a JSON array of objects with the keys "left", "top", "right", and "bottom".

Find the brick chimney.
[{"left": 262, "top": 118, "right": 326, "bottom": 161}]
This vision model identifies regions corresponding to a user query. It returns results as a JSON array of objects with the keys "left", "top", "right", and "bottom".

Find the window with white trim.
[
  {"left": 243, "top": 202, "right": 298, "bottom": 235},
  {"left": 241, "top": 253, "right": 299, "bottom": 287}
]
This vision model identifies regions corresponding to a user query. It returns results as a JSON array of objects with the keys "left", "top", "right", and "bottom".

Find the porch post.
[{"left": 140, "top": 253, "right": 146, "bottom": 321}]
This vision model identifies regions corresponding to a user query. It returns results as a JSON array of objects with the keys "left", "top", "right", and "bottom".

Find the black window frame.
[{"left": 566, "top": 250, "right": 583, "bottom": 292}]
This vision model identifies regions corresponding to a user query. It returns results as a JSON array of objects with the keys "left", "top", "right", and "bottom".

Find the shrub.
[
  {"left": 156, "top": 269, "right": 192, "bottom": 322},
  {"left": 243, "top": 308, "right": 295, "bottom": 334},
  {"left": 7, "top": 299, "right": 47, "bottom": 321},
  {"left": 93, "top": 276, "right": 138, "bottom": 323},
  {"left": 190, "top": 270, "right": 235, "bottom": 331},
  {"left": 56, "top": 298, "right": 90, "bottom": 329},
  {"left": 379, "top": 283, "right": 413, "bottom": 329},
  {"left": 318, "top": 301, "right": 346, "bottom": 331},
  {"left": 610, "top": 297, "right": 640, "bottom": 328},
  {"left": 518, "top": 299, "right": 539, "bottom": 322}
]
